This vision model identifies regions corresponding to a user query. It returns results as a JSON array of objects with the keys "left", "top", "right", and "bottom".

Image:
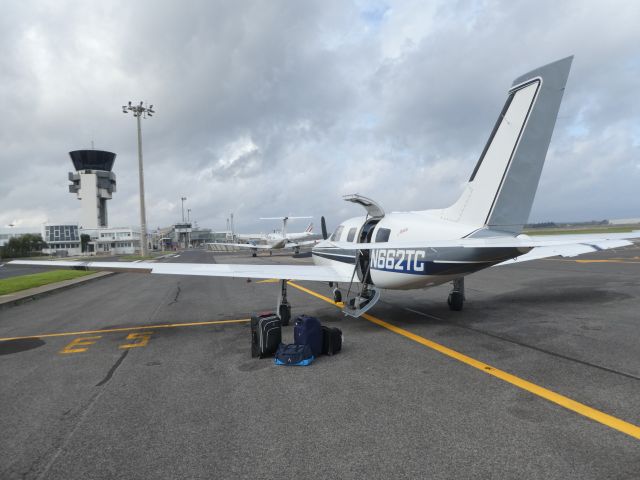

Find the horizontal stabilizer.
[
  {"left": 494, "top": 239, "right": 632, "bottom": 266},
  {"left": 327, "top": 231, "right": 640, "bottom": 251}
]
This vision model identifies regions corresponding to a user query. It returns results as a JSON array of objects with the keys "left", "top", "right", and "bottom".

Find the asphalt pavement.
[{"left": 1, "top": 247, "right": 639, "bottom": 479}]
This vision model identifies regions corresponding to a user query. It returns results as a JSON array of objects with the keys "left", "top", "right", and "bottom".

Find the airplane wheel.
[
  {"left": 279, "top": 304, "right": 291, "bottom": 326},
  {"left": 333, "top": 289, "right": 342, "bottom": 303},
  {"left": 448, "top": 292, "right": 463, "bottom": 311},
  {"left": 252, "top": 253, "right": 257, "bottom": 257}
]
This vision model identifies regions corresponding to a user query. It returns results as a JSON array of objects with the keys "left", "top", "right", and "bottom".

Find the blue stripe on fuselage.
[{"left": 313, "top": 248, "right": 496, "bottom": 276}]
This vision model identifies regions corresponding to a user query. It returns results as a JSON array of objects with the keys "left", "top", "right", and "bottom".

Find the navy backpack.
[{"left": 274, "top": 343, "right": 314, "bottom": 366}]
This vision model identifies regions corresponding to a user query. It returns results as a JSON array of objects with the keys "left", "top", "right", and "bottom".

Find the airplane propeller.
[{"left": 321, "top": 216, "right": 328, "bottom": 240}]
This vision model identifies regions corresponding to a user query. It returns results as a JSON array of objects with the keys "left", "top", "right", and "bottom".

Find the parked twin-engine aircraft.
[
  {"left": 12, "top": 56, "right": 640, "bottom": 321},
  {"left": 213, "top": 216, "right": 316, "bottom": 256}
]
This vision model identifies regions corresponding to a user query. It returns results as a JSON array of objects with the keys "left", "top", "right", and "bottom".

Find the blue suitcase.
[{"left": 294, "top": 315, "right": 323, "bottom": 357}]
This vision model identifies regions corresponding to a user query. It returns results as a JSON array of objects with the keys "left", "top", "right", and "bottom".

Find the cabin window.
[
  {"left": 375, "top": 228, "right": 391, "bottom": 242},
  {"left": 330, "top": 225, "right": 344, "bottom": 241},
  {"left": 346, "top": 227, "right": 357, "bottom": 242}
]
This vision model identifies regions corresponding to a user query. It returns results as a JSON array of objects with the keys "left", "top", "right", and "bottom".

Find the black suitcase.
[
  {"left": 251, "top": 312, "right": 282, "bottom": 358},
  {"left": 321, "top": 326, "right": 342, "bottom": 356}
]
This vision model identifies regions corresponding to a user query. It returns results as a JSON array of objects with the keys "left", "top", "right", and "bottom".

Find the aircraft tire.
[
  {"left": 333, "top": 289, "right": 342, "bottom": 303},
  {"left": 448, "top": 292, "right": 463, "bottom": 311},
  {"left": 279, "top": 304, "right": 291, "bottom": 326}
]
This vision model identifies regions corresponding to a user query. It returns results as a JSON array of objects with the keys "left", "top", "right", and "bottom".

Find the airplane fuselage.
[
  {"left": 312, "top": 211, "right": 528, "bottom": 290},
  {"left": 238, "top": 231, "right": 313, "bottom": 249}
]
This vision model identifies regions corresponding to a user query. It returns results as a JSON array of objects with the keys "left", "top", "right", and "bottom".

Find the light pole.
[
  {"left": 187, "top": 208, "right": 191, "bottom": 223},
  {"left": 181, "top": 196, "right": 187, "bottom": 223},
  {"left": 122, "top": 101, "right": 155, "bottom": 256}
]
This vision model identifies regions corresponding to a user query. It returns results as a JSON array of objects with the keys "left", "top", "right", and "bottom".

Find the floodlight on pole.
[{"left": 122, "top": 100, "right": 155, "bottom": 256}]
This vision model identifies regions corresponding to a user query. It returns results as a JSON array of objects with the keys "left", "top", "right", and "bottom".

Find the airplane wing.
[
  {"left": 9, "top": 259, "right": 355, "bottom": 283},
  {"left": 284, "top": 240, "right": 319, "bottom": 248},
  {"left": 210, "top": 242, "right": 274, "bottom": 250}
]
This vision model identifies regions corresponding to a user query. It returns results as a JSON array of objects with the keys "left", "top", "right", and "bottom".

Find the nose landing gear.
[
  {"left": 448, "top": 277, "right": 465, "bottom": 311},
  {"left": 277, "top": 279, "right": 291, "bottom": 326}
]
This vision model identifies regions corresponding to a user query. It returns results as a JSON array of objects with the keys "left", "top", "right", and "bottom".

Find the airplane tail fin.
[
  {"left": 441, "top": 56, "right": 573, "bottom": 233},
  {"left": 305, "top": 223, "right": 313, "bottom": 233}
]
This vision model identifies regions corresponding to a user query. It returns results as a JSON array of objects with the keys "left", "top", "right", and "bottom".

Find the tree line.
[{"left": 0, "top": 234, "right": 47, "bottom": 259}]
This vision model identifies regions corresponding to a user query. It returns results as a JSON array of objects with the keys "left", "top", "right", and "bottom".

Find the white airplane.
[
  {"left": 216, "top": 216, "right": 316, "bottom": 256},
  {"left": 12, "top": 56, "right": 640, "bottom": 323}
]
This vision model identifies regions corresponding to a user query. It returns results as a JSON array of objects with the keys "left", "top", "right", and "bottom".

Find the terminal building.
[{"left": 42, "top": 223, "right": 81, "bottom": 256}]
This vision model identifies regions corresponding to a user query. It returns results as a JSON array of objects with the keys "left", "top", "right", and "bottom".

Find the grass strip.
[
  {"left": 0, "top": 270, "right": 94, "bottom": 295},
  {"left": 119, "top": 255, "right": 161, "bottom": 260}
]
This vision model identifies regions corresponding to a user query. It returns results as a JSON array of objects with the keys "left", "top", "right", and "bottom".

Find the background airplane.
[
  {"left": 213, "top": 216, "right": 317, "bottom": 256},
  {"left": 12, "top": 56, "right": 640, "bottom": 324}
]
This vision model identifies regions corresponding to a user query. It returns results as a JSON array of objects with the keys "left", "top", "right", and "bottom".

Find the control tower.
[{"left": 68, "top": 150, "right": 117, "bottom": 229}]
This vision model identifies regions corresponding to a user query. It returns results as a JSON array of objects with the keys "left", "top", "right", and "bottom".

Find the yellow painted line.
[
  {"left": 256, "top": 279, "right": 280, "bottom": 283},
  {"left": 0, "top": 318, "right": 249, "bottom": 342},
  {"left": 575, "top": 259, "right": 640, "bottom": 264},
  {"left": 287, "top": 281, "right": 640, "bottom": 441},
  {"left": 544, "top": 258, "right": 640, "bottom": 264}
]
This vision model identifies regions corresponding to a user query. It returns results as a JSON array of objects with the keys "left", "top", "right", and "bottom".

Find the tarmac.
[{"left": 0, "top": 247, "right": 639, "bottom": 479}]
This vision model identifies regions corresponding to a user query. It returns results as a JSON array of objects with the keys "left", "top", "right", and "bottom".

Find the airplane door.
[{"left": 356, "top": 219, "right": 380, "bottom": 284}]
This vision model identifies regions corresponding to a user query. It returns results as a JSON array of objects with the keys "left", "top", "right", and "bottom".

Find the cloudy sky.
[{"left": 2, "top": 0, "right": 639, "bottom": 234}]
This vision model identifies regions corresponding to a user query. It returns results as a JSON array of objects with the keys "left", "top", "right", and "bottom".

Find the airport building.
[
  {"left": 68, "top": 150, "right": 117, "bottom": 230},
  {"left": 150, "top": 225, "right": 229, "bottom": 250},
  {"left": 84, "top": 226, "right": 141, "bottom": 255},
  {"left": 37, "top": 149, "right": 142, "bottom": 256},
  {"left": 42, "top": 223, "right": 81, "bottom": 256}
]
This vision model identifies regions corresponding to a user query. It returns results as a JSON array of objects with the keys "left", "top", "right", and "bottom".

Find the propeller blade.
[{"left": 321, "top": 216, "right": 328, "bottom": 240}]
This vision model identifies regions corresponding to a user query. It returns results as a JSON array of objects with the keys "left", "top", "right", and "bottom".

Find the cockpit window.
[
  {"left": 330, "top": 225, "right": 344, "bottom": 241},
  {"left": 375, "top": 228, "right": 391, "bottom": 242},
  {"left": 346, "top": 227, "right": 357, "bottom": 242}
]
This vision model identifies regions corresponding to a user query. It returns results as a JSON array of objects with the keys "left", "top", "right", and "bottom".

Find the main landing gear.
[
  {"left": 448, "top": 277, "right": 465, "bottom": 311},
  {"left": 277, "top": 279, "right": 292, "bottom": 326},
  {"left": 329, "top": 282, "right": 342, "bottom": 303}
]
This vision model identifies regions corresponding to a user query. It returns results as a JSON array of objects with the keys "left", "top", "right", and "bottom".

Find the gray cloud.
[{"left": 1, "top": 0, "right": 639, "bottom": 234}]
